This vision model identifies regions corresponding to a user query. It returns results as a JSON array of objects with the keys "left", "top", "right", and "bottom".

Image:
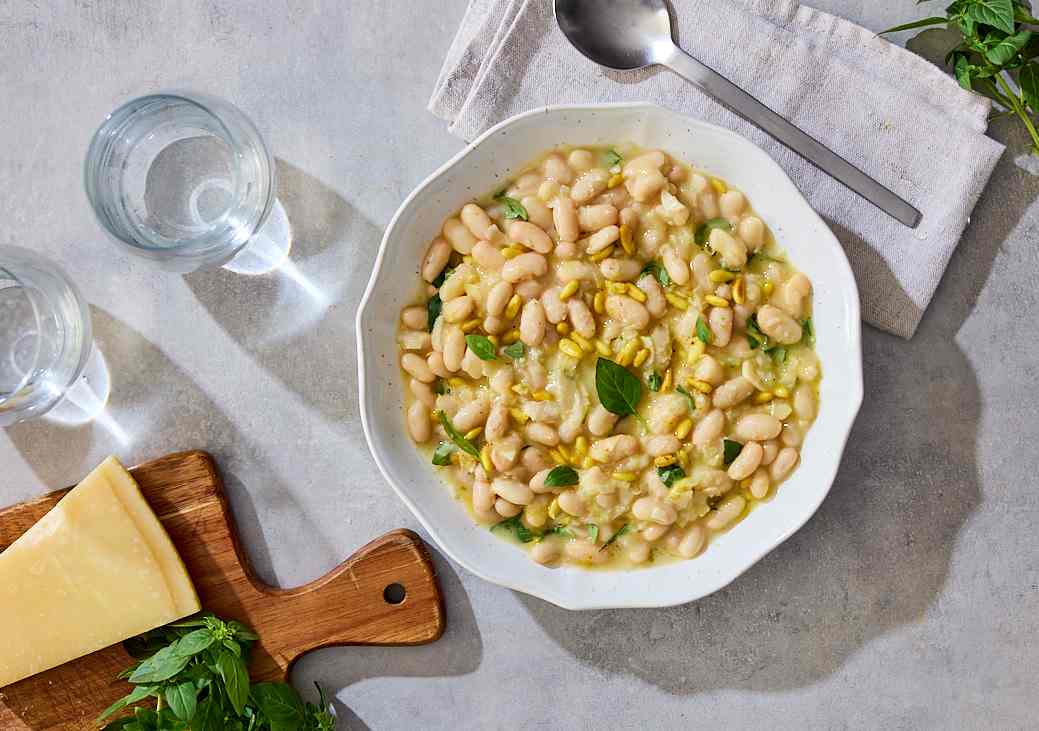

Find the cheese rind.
[{"left": 0, "top": 456, "right": 200, "bottom": 688}]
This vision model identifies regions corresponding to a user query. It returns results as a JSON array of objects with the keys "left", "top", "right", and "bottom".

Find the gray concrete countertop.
[{"left": 1, "top": 1, "right": 1035, "bottom": 728}]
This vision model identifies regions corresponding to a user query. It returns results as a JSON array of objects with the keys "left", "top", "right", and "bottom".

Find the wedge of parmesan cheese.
[{"left": 0, "top": 456, "right": 200, "bottom": 687}]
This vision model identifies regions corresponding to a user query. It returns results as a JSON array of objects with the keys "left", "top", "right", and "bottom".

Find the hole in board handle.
[{"left": 383, "top": 582, "right": 406, "bottom": 605}]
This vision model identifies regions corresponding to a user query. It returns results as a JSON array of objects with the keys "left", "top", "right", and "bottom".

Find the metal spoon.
[{"left": 554, "top": 0, "right": 922, "bottom": 228}]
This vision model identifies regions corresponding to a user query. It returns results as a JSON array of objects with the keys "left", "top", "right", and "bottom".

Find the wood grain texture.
[{"left": 0, "top": 451, "right": 445, "bottom": 730}]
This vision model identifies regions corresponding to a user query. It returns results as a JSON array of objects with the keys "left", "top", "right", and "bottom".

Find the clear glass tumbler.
[
  {"left": 0, "top": 247, "right": 93, "bottom": 426},
  {"left": 84, "top": 92, "right": 286, "bottom": 273}
]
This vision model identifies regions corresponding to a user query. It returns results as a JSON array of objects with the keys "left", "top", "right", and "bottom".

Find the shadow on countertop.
[{"left": 516, "top": 114, "right": 1038, "bottom": 695}]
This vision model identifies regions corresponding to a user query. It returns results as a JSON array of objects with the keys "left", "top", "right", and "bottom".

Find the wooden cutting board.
[{"left": 0, "top": 451, "right": 445, "bottom": 730}]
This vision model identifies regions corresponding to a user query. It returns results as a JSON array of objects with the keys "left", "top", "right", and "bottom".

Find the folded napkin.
[{"left": 429, "top": 0, "right": 1005, "bottom": 338}]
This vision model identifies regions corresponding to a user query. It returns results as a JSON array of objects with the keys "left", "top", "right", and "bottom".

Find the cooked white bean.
[
  {"left": 749, "top": 468, "right": 771, "bottom": 499},
  {"left": 453, "top": 399, "right": 491, "bottom": 431},
  {"left": 508, "top": 220, "right": 553, "bottom": 254},
  {"left": 521, "top": 446, "right": 553, "bottom": 474},
  {"left": 401, "top": 353, "right": 435, "bottom": 383},
  {"left": 632, "top": 497, "right": 677, "bottom": 525},
  {"left": 590, "top": 434, "right": 639, "bottom": 462},
  {"left": 439, "top": 265, "right": 470, "bottom": 301},
  {"left": 401, "top": 306, "right": 427, "bottom": 330},
  {"left": 727, "top": 441, "right": 763, "bottom": 480},
  {"left": 781, "top": 423, "right": 803, "bottom": 447},
  {"left": 738, "top": 216, "right": 765, "bottom": 249},
  {"left": 626, "top": 168, "right": 667, "bottom": 202},
  {"left": 734, "top": 414, "right": 782, "bottom": 441},
  {"left": 661, "top": 245, "right": 691, "bottom": 286},
  {"left": 578, "top": 204, "right": 618, "bottom": 232},
  {"left": 525, "top": 360, "right": 548, "bottom": 390},
  {"left": 568, "top": 149, "right": 595, "bottom": 172},
  {"left": 693, "top": 355, "right": 724, "bottom": 386},
  {"left": 757, "top": 305, "right": 803, "bottom": 344},
  {"left": 709, "top": 228, "right": 747, "bottom": 270},
  {"left": 443, "top": 326, "right": 466, "bottom": 372},
  {"left": 712, "top": 377, "right": 755, "bottom": 408},
  {"left": 691, "top": 252, "right": 713, "bottom": 291},
  {"left": 473, "top": 478, "right": 495, "bottom": 511},
  {"left": 521, "top": 196, "right": 554, "bottom": 231},
  {"left": 627, "top": 537, "right": 651, "bottom": 564},
  {"left": 543, "top": 153, "right": 574, "bottom": 184},
  {"left": 443, "top": 217, "right": 477, "bottom": 254},
  {"left": 442, "top": 295, "right": 473, "bottom": 323},
  {"left": 541, "top": 285, "right": 568, "bottom": 323},
  {"left": 698, "top": 191, "right": 720, "bottom": 219},
  {"left": 483, "top": 315, "right": 506, "bottom": 334},
  {"left": 520, "top": 299, "right": 547, "bottom": 346},
  {"left": 719, "top": 190, "right": 746, "bottom": 219},
  {"left": 501, "top": 252, "right": 548, "bottom": 282},
  {"left": 555, "top": 241, "right": 580, "bottom": 259},
  {"left": 489, "top": 367, "right": 514, "bottom": 396},
  {"left": 407, "top": 401, "right": 431, "bottom": 443},
  {"left": 515, "top": 279, "right": 544, "bottom": 300},
  {"left": 644, "top": 435, "right": 680, "bottom": 456},
  {"left": 605, "top": 295, "right": 650, "bottom": 330},
  {"left": 421, "top": 237, "right": 452, "bottom": 283},
  {"left": 587, "top": 404, "right": 619, "bottom": 436},
  {"left": 586, "top": 224, "right": 620, "bottom": 254},
  {"left": 557, "top": 490, "right": 586, "bottom": 517},
  {"left": 472, "top": 240, "right": 505, "bottom": 271},
  {"left": 410, "top": 378, "right": 436, "bottom": 409},
  {"left": 571, "top": 168, "right": 610, "bottom": 203},
  {"left": 677, "top": 525, "right": 706, "bottom": 558},
  {"left": 647, "top": 394, "right": 687, "bottom": 435},
  {"left": 564, "top": 539, "right": 607, "bottom": 564},
  {"left": 529, "top": 468, "right": 556, "bottom": 494},
  {"left": 495, "top": 498, "right": 523, "bottom": 518},
  {"left": 658, "top": 190, "right": 690, "bottom": 226},
  {"left": 525, "top": 422, "right": 559, "bottom": 446},
  {"left": 708, "top": 307, "right": 733, "bottom": 348},
  {"left": 793, "top": 384, "right": 816, "bottom": 420},
  {"left": 492, "top": 478, "right": 534, "bottom": 506},
  {"left": 777, "top": 272, "right": 812, "bottom": 319},
  {"left": 555, "top": 260, "right": 598, "bottom": 282},
  {"left": 427, "top": 351, "right": 450, "bottom": 378},
  {"left": 553, "top": 196, "right": 580, "bottom": 242},
  {"left": 692, "top": 408, "right": 725, "bottom": 447},
  {"left": 705, "top": 496, "right": 746, "bottom": 531},
  {"left": 473, "top": 503, "right": 501, "bottom": 523},
  {"left": 567, "top": 298, "right": 596, "bottom": 338},
  {"left": 398, "top": 330, "right": 431, "bottom": 351},
  {"left": 532, "top": 541, "right": 561, "bottom": 565},
  {"left": 596, "top": 186, "right": 630, "bottom": 208},
  {"left": 641, "top": 523, "right": 670, "bottom": 542},
  {"left": 485, "top": 401, "right": 510, "bottom": 442},
  {"left": 770, "top": 447, "right": 799, "bottom": 481},
  {"left": 461, "top": 203, "right": 495, "bottom": 240},
  {"left": 639, "top": 214, "right": 668, "bottom": 255},
  {"left": 601, "top": 257, "right": 641, "bottom": 282},
  {"left": 761, "top": 439, "right": 780, "bottom": 466},
  {"left": 491, "top": 433, "right": 522, "bottom": 471},
  {"left": 637, "top": 274, "right": 667, "bottom": 318}
]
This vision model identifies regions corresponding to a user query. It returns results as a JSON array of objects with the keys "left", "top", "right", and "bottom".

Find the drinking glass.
[
  {"left": 0, "top": 247, "right": 93, "bottom": 426},
  {"left": 84, "top": 92, "right": 289, "bottom": 274}
]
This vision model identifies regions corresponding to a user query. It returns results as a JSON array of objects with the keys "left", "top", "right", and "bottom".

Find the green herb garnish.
[
  {"left": 426, "top": 293, "right": 442, "bottom": 332},
  {"left": 492, "top": 516, "right": 538, "bottom": 543},
  {"left": 695, "top": 217, "right": 732, "bottom": 246},
  {"left": 640, "top": 260, "right": 671, "bottom": 287},
  {"left": 599, "top": 523, "right": 630, "bottom": 551},
  {"left": 604, "top": 148, "right": 623, "bottom": 167},
  {"left": 547, "top": 524, "right": 575, "bottom": 539},
  {"left": 503, "top": 341, "right": 526, "bottom": 360},
  {"left": 99, "top": 613, "right": 335, "bottom": 729},
  {"left": 434, "top": 378, "right": 447, "bottom": 395},
  {"left": 802, "top": 316, "right": 814, "bottom": 344},
  {"left": 723, "top": 438, "right": 744, "bottom": 466},
  {"left": 771, "top": 347, "right": 788, "bottom": 365},
  {"left": 586, "top": 524, "right": 600, "bottom": 543},
  {"left": 432, "top": 442, "right": 456, "bottom": 466},
  {"left": 882, "top": 0, "right": 1039, "bottom": 156},
  {"left": 465, "top": 333, "right": 498, "bottom": 360},
  {"left": 494, "top": 190, "right": 529, "bottom": 221},
  {"left": 647, "top": 371, "right": 663, "bottom": 392},
  {"left": 432, "top": 265, "right": 453, "bottom": 289},
  {"left": 675, "top": 384, "right": 696, "bottom": 412},
  {"left": 746, "top": 314, "right": 767, "bottom": 350},
  {"left": 544, "top": 465, "right": 579, "bottom": 487},
  {"left": 695, "top": 315, "right": 712, "bottom": 345},
  {"left": 595, "top": 357, "right": 646, "bottom": 427},
  {"left": 436, "top": 410, "right": 481, "bottom": 458},
  {"left": 657, "top": 464, "right": 686, "bottom": 487}
]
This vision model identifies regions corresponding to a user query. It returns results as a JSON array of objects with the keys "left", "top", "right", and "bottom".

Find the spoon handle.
[{"left": 663, "top": 47, "right": 921, "bottom": 228}]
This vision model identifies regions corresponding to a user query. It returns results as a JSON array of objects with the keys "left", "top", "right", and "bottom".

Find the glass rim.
[
  {"left": 0, "top": 264, "right": 43, "bottom": 405},
  {"left": 83, "top": 91, "right": 277, "bottom": 265}
]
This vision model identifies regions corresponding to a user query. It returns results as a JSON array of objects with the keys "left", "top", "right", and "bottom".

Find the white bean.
[
  {"left": 421, "top": 237, "right": 452, "bottom": 283},
  {"left": 491, "top": 433, "right": 522, "bottom": 471},
  {"left": 501, "top": 252, "right": 548, "bottom": 283},
  {"left": 770, "top": 447, "right": 799, "bottom": 481},
  {"left": 485, "top": 401, "right": 510, "bottom": 442},
  {"left": 521, "top": 196, "right": 554, "bottom": 231},
  {"left": 442, "top": 295, "right": 473, "bottom": 323},
  {"left": 568, "top": 149, "right": 595, "bottom": 172},
  {"left": 709, "top": 228, "right": 747, "bottom": 270},
  {"left": 571, "top": 168, "right": 610, "bottom": 203},
  {"left": 541, "top": 286, "right": 568, "bottom": 324},
  {"left": 777, "top": 273, "right": 812, "bottom": 319},
  {"left": 427, "top": 351, "right": 450, "bottom": 378},
  {"left": 749, "top": 468, "right": 771, "bottom": 499},
  {"left": 589, "top": 434, "right": 639, "bottom": 463},
  {"left": 543, "top": 153, "right": 574, "bottom": 184},
  {"left": 407, "top": 401, "right": 431, "bottom": 443},
  {"left": 661, "top": 245, "right": 691, "bottom": 286},
  {"left": 439, "top": 265, "right": 470, "bottom": 301},
  {"left": 644, "top": 435, "right": 680, "bottom": 456},
  {"left": 781, "top": 423, "right": 803, "bottom": 447},
  {"left": 568, "top": 298, "right": 596, "bottom": 338},
  {"left": 691, "top": 252, "right": 713, "bottom": 292},
  {"left": 734, "top": 414, "right": 782, "bottom": 441},
  {"left": 632, "top": 497, "right": 677, "bottom": 525},
  {"left": 495, "top": 498, "right": 523, "bottom": 518},
  {"left": 705, "top": 496, "right": 746, "bottom": 531},
  {"left": 586, "top": 225, "right": 620, "bottom": 254},
  {"left": 699, "top": 191, "right": 720, "bottom": 219},
  {"left": 761, "top": 439, "right": 780, "bottom": 466},
  {"left": 532, "top": 541, "right": 561, "bottom": 565},
  {"left": 520, "top": 299, "right": 547, "bottom": 346},
  {"left": 677, "top": 525, "right": 706, "bottom": 558},
  {"left": 712, "top": 377, "right": 755, "bottom": 408},
  {"left": 708, "top": 307, "right": 733, "bottom": 348},
  {"left": 625, "top": 168, "right": 667, "bottom": 202},
  {"left": 442, "top": 326, "right": 466, "bottom": 372},
  {"left": 490, "top": 367, "right": 514, "bottom": 395},
  {"left": 521, "top": 446, "right": 553, "bottom": 473},
  {"left": 555, "top": 241, "right": 579, "bottom": 259},
  {"left": 508, "top": 220, "right": 553, "bottom": 254},
  {"left": 472, "top": 240, "right": 505, "bottom": 271},
  {"left": 601, "top": 257, "right": 642, "bottom": 282},
  {"left": 564, "top": 539, "right": 607, "bottom": 564},
  {"left": 587, "top": 404, "right": 619, "bottom": 436},
  {"left": 794, "top": 384, "right": 816, "bottom": 421},
  {"left": 492, "top": 478, "right": 534, "bottom": 506},
  {"left": 693, "top": 355, "right": 724, "bottom": 386},
  {"left": 453, "top": 399, "right": 490, "bottom": 431},
  {"left": 719, "top": 190, "right": 746, "bottom": 219},
  {"left": 473, "top": 478, "right": 495, "bottom": 511},
  {"left": 553, "top": 196, "right": 580, "bottom": 243},
  {"left": 515, "top": 279, "right": 544, "bottom": 300},
  {"left": 738, "top": 216, "right": 765, "bottom": 250},
  {"left": 757, "top": 305, "right": 803, "bottom": 344},
  {"left": 483, "top": 315, "right": 506, "bottom": 334},
  {"left": 692, "top": 408, "right": 725, "bottom": 447},
  {"left": 401, "top": 353, "right": 435, "bottom": 383},
  {"left": 605, "top": 295, "right": 650, "bottom": 330},
  {"left": 461, "top": 203, "right": 495, "bottom": 240},
  {"left": 578, "top": 204, "right": 618, "bottom": 232},
  {"left": 637, "top": 275, "right": 667, "bottom": 318},
  {"left": 525, "top": 422, "right": 559, "bottom": 447},
  {"left": 410, "top": 379, "right": 436, "bottom": 409},
  {"left": 401, "top": 306, "right": 427, "bottom": 330},
  {"left": 398, "top": 330, "right": 431, "bottom": 351},
  {"left": 528, "top": 468, "right": 556, "bottom": 494},
  {"left": 443, "top": 217, "right": 477, "bottom": 254},
  {"left": 461, "top": 348, "right": 485, "bottom": 379},
  {"left": 623, "top": 150, "right": 668, "bottom": 176},
  {"left": 627, "top": 537, "right": 651, "bottom": 564},
  {"left": 727, "top": 441, "right": 763, "bottom": 480},
  {"left": 639, "top": 215, "right": 667, "bottom": 256},
  {"left": 557, "top": 490, "right": 586, "bottom": 517}
]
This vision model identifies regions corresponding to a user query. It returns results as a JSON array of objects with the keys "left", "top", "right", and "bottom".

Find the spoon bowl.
[{"left": 553, "top": 0, "right": 922, "bottom": 227}]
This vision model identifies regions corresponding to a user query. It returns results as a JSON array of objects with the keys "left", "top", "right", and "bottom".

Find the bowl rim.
[{"left": 356, "top": 102, "right": 863, "bottom": 610}]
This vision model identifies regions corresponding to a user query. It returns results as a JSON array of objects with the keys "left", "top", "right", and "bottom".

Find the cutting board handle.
[{"left": 247, "top": 529, "right": 445, "bottom": 680}]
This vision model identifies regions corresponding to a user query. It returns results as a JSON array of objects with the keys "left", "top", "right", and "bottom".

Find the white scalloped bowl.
[{"left": 357, "top": 104, "right": 862, "bottom": 610}]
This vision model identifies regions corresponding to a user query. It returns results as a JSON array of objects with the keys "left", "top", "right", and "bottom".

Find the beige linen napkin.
[{"left": 429, "top": 0, "right": 1005, "bottom": 338}]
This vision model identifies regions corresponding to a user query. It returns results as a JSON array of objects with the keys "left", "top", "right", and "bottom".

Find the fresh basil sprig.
[
  {"left": 695, "top": 218, "right": 732, "bottom": 246},
  {"left": 604, "top": 148, "right": 624, "bottom": 167},
  {"left": 465, "top": 334, "right": 498, "bottom": 360},
  {"left": 640, "top": 260, "right": 671, "bottom": 287},
  {"left": 99, "top": 613, "right": 335, "bottom": 730},
  {"left": 595, "top": 357, "right": 647, "bottom": 428},
  {"left": 492, "top": 515, "right": 538, "bottom": 543},
  {"left": 723, "top": 438, "right": 744, "bottom": 466},
  {"left": 695, "top": 315, "right": 712, "bottom": 345},
  {"left": 494, "top": 190, "right": 529, "bottom": 221},
  {"left": 544, "top": 465, "right": 579, "bottom": 487},
  {"left": 432, "top": 442, "right": 456, "bottom": 466},
  {"left": 882, "top": 0, "right": 1039, "bottom": 155},
  {"left": 426, "top": 293, "right": 442, "bottom": 332},
  {"left": 503, "top": 341, "right": 526, "bottom": 360},
  {"left": 436, "top": 410, "right": 481, "bottom": 459},
  {"left": 658, "top": 464, "right": 686, "bottom": 487}
]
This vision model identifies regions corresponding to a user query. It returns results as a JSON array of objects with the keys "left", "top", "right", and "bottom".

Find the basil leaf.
[
  {"left": 954, "top": 53, "right": 974, "bottom": 89},
  {"left": 494, "top": 192, "right": 529, "bottom": 221},
  {"left": 547, "top": 524, "right": 575, "bottom": 539},
  {"left": 674, "top": 384, "right": 696, "bottom": 412},
  {"left": 595, "top": 357, "right": 643, "bottom": 418},
  {"left": 599, "top": 523, "right": 630, "bottom": 551},
  {"left": 647, "top": 371, "right": 663, "bottom": 392},
  {"left": 128, "top": 643, "right": 193, "bottom": 684},
  {"left": 878, "top": 15, "right": 949, "bottom": 34},
  {"left": 657, "top": 464, "right": 686, "bottom": 487},
  {"left": 251, "top": 683, "right": 306, "bottom": 729},
  {"left": 426, "top": 293, "right": 442, "bottom": 332},
  {"left": 967, "top": 0, "right": 1015, "bottom": 34},
  {"left": 1022, "top": 62, "right": 1039, "bottom": 112},
  {"left": 604, "top": 148, "right": 623, "bottom": 167},
  {"left": 723, "top": 438, "right": 744, "bottom": 466},
  {"left": 434, "top": 378, "right": 447, "bottom": 395},
  {"left": 166, "top": 681, "right": 198, "bottom": 722},
  {"left": 436, "top": 410, "right": 481, "bottom": 458},
  {"left": 544, "top": 465, "right": 579, "bottom": 487},
  {"left": 217, "top": 650, "right": 250, "bottom": 715},
  {"left": 771, "top": 347, "right": 788, "bottom": 365},
  {"left": 586, "top": 524, "right": 599, "bottom": 543},
  {"left": 802, "top": 316, "right": 814, "bottom": 343},
  {"left": 503, "top": 341, "right": 526, "bottom": 360},
  {"left": 228, "top": 621, "right": 259, "bottom": 642},
  {"left": 176, "top": 629, "right": 216, "bottom": 658},
  {"left": 747, "top": 314, "right": 770, "bottom": 351},
  {"left": 985, "top": 29, "right": 1032, "bottom": 64},
  {"left": 97, "top": 684, "right": 158, "bottom": 722},
  {"left": 640, "top": 261, "right": 671, "bottom": 288},
  {"left": 492, "top": 515, "right": 538, "bottom": 543},
  {"left": 695, "top": 218, "right": 732, "bottom": 246},
  {"left": 432, "top": 442, "right": 456, "bottom": 466},
  {"left": 465, "top": 334, "right": 497, "bottom": 360},
  {"left": 431, "top": 266, "right": 453, "bottom": 289},
  {"left": 695, "top": 315, "right": 712, "bottom": 345}
]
